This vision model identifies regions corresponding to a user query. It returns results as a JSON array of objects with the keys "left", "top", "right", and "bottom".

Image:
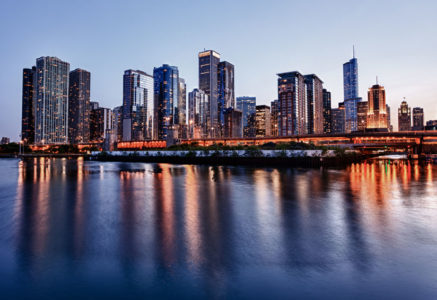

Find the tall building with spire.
[
  {"left": 343, "top": 47, "right": 362, "bottom": 132},
  {"left": 398, "top": 99, "right": 411, "bottom": 131},
  {"left": 366, "top": 80, "right": 388, "bottom": 130}
]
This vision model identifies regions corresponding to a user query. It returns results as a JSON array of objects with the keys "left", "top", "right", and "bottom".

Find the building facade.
[
  {"left": 188, "top": 88, "right": 209, "bottom": 139},
  {"left": 343, "top": 53, "right": 361, "bottom": 133},
  {"left": 122, "top": 69, "right": 154, "bottom": 141},
  {"left": 322, "top": 89, "right": 331, "bottom": 134},
  {"left": 217, "top": 61, "right": 235, "bottom": 135},
  {"left": 304, "top": 74, "right": 324, "bottom": 134},
  {"left": 277, "top": 72, "right": 306, "bottom": 136},
  {"left": 412, "top": 107, "right": 424, "bottom": 131},
  {"left": 367, "top": 84, "right": 388, "bottom": 130},
  {"left": 331, "top": 104, "right": 345, "bottom": 134},
  {"left": 34, "top": 56, "right": 70, "bottom": 144},
  {"left": 270, "top": 99, "right": 279, "bottom": 136},
  {"left": 223, "top": 108, "right": 242, "bottom": 138},
  {"left": 68, "top": 68, "right": 90, "bottom": 144},
  {"left": 255, "top": 105, "right": 271, "bottom": 137},
  {"left": 357, "top": 101, "right": 368, "bottom": 131},
  {"left": 112, "top": 106, "right": 123, "bottom": 142},
  {"left": 90, "top": 106, "right": 113, "bottom": 142},
  {"left": 21, "top": 67, "right": 35, "bottom": 144},
  {"left": 398, "top": 100, "right": 411, "bottom": 131},
  {"left": 236, "top": 96, "right": 256, "bottom": 137}
]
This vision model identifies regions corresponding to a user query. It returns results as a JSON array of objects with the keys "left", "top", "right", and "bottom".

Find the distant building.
[
  {"left": 90, "top": 106, "right": 113, "bottom": 142},
  {"left": 331, "top": 104, "right": 345, "bottom": 134},
  {"left": 367, "top": 83, "right": 388, "bottom": 130},
  {"left": 255, "top": 105, "right": 271, "bottom": 137},
  {"left": 1, "top": 137, "right": 10, "bottom": 145},
  {"left": 217, "top": 61, "right": 235, "bottom": 135},
  {"left": 236, "top": 96, "right": 256, "bottom": 137},
  {"left": 277, "top": 71, "right": 306, "bottom": 136},
  {"left": 154, "top": 65, "right": 179, "bottom": 141},
  {"left": 386, "top": 104, "right": 392, "bottom": 132},
  {"left": 223, "top": 108, "right": 242, "bottom": 138},
  {"left": 304, "top": 74, "right": 324, "bottom": 134},
  {"left": 199, "top": 50, "right": 220, "bottom": 138},
  {"left": 68, "top": 68, "right": 91, "bottom": 144},
  {"left": 178, "top": 78, "right": 187, "bottom": 138},
  {"left": 21, "top": 67, "right": 35, "bottom": 144},
  {"left": 357, "top": 101, "right": 368, "bottom": 131},
  {"left": 425, "top": 120, "right": 437, "bottom": 130},
  {"left": 322, "top": 89, "right": 331, "bottom": 134},
  {"left": 34, "top": 56, "right": 70, "bottom": 144},
  {"left": 398, "top": 100, "right": 411, "bottom": 131},
  {"left": 122, "top": 69, "right": 154, "bottom": 141},
  {"left": 188, "top": 89, "right": 209, "bottom": 139},
  {"left": 412, "top": 107, "right": 424, "bottom": 131},
  {"left": 270, "top": 99, "right": 279, "bottom": 136},
  {"left": 112, "top": 106, "right": 123, "bottom": 142}
]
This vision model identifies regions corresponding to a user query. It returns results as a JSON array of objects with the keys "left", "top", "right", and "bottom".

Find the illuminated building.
[
  {"left": 331, "top": 103, "right": 345, "bottom": 133},
  {"left": 68, "top": 68, "right": 90, "bottom": 143},
  {"left": 21, "top": 67, "right": 35, "bottom": 144},
  {"left": 304, "top": 74, "right": 324, "bottom": 134},
  {"left": 270, "top": 99, "right": 279, "bottom": 136},
  {"left": 357, "top": 101, "right": 368, "bottom": 131},
  {"left": 398, "top": 100, "right": 411, "bottom": 131},
  {"left": 366, "top": 83, "right": 388, "bottom": 130},
  {"left": 322, "top": 89, "right": 331, "bottom": 133},
  {"left": 154, "top": 65, "right": 179, "bottom": 141},
  {"left": 217, "top": 61, "right": 235, "bottom": 135},
  {"left": 90, "top": 105, "right": 113, "bottom": 142},
  {"left": 223, "top": 108, "right": 242, "bottom": 138},
  {"left": 178, "top": 78, "right": 187, "bottom": 138},
  {"left": 122, "top": 69, "right": 154, "bottom": 141},
  {"left": 343, "top": 51, "right": 361, "bottom": 133},
  {"left": 199, "top": 50, "right": 220, "bottom": 138},
  {"left": 387, "top": 104, "right": 392, "bottom": 132},
  {"left": 277, "top": 71, "right": 306, "bottom": 136},
  {"left": 188, "top": 88, "right": 208, "bottom": 138},
  {"left": 236, "top": 96, "right": 256, "bottom": 137},
  {"left": 34, "top": 57, "right": 70, "bottom": 144},
  {"left": 255, "top": 105, "right": 271, "bottom": 137},
  {"left": 113, "top": 106, "right": 123, "bottom": 142},
  {"left": 412, "top": 107, "right": 424, "bottom": 131}
]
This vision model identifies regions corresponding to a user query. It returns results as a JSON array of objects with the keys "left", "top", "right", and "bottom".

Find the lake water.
[{"left": 0, "top": 158, "right": 436, "bottom": 299}]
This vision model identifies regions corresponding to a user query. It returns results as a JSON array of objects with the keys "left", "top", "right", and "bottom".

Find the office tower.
[
  {"left": 199, "top": 50, "right": 220, "bottom": 137},
  {"left": 386, "top": 104, "right": 392, "bottom": 132},
  {"left": 344, "top": 98, "right": 361, "bottom": 132},
  {"left": 177, "top": 78, "right": 187, "bottom": 139},
  {"left": 412, "top": 107, "right": 424, "bottom": 131},
  {"left": 425, "top": 120, "right": 437, "bottom": 130},
  {"left": 90, "top": 106, "right": 113, "bottom": 141},
  {"left": 68, "top": 69, "right": 90, "bottom": 144},
  {"left": 113, "top": 106, "right": 123, "bottom": 142},
  {"left": 154, "top": 64, "right": 179, "bottom": 140},
  {"left": 343, "top": 51, "right": 361, "bottom": 133},
  {"left": 304, "top": 74, "right": 323, "bottom": 134},
  {"left": 322, "top": 89, "right": 331, "bottom": 134},
  {"left": 223, "top": 108, "right": 242, "bottom": 138},
  {"left": 398, "top": 100, "right": 411, "bottom": 131},
  {"left": 357, "top": 101, "right": 368, "bottom": 131},
  {"left": 255, "top": 105, "right": 271, "bottom": 137},
  {"left": 236, "top": 96, "right": 256, "bottom": 137},
  {"left": 270, "top": 99, "right": 279, "bottom": 136},
  {"left": 21, "top": 67, "right": 35, "bottom": 144},
  {"left": 122, "top": 69, "right": 154, "bottom": 141},
  {"left": 366, "top": 83, "right": 388, "bottom": 130},
  {"left": 277, "top": 72, "right": 306, "bottom": 136},
  {"left": 331, "top": 104, "right": 345, "bottom": 133},
  {"left": 34, "top": 57, "right": 70, "bottom": 144},
  {"left": 188, "top": 88, "right": 209, "bottom": 139},
  {"left": 217, "top": 61, "right": 235, "bottom": 135}
]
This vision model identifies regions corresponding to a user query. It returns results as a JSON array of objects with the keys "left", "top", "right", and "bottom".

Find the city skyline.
[{"left": 1, "top": 0, "right": 437, "bottom": 140}]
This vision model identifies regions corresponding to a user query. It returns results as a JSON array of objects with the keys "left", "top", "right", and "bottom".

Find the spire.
[{"left": 376, "top": 76, "right": 378, "bottom": 85}]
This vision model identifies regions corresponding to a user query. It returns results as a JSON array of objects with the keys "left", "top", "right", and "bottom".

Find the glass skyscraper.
[
  {"left": 68, "top": 68, "right": 90, "bottom": 144},
  {"left": 343, "top": 53, "right": 361, "bottom": 132},
  {"left": 304, "top": 74, "right": 324, "bottom": 134},
  {"left": 322, "top": 89, "right": 331, "bottom": 134},
  {"left": 236, "top": 96, "right": 256, "bottom": 137},
  {"left": 217, "top": 61, "right": 235, "bottom": 135},
  {"left": 199, "top": 50, "right": 220, "bottom": 138},
  {"left": 21, "top": 67, "right": 35, "bottom": 144},
  {"left": 188, "top": 88, "right": 209, "bottom": 138},
  {"left": 122, "top": 70, "right": 154, "bottom": 141},
  {"left": 34, "top": 56, "right": 70, "bottom": 144},
  {"left": 153, "top": 64, "right": 179, "bottom": 140}
]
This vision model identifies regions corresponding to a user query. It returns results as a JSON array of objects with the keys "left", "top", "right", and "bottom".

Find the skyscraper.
[
  {"left": 255, "top": 105, "right": 271, "bottom": 137},
  {"left": 199, "top": 50, "right": 220, "bottom": 137},
  {"left": 112, "top": 106, "right": 123, "bottom": 142},
  {"left": 386, "top": 104, "right": 392, "bottom": 132},
  {"left": 68, "top": 68, "right": 90, "bottom": 144},
  {"left": 412, "top": 107, "right": 424, "bottom": 131},
  {"left": 34, "top": 56, "right": 70, "bottom": 144},
  {"left": 90, "top": 105, "right": 113, "bottom": 142},
  {"left": 177, "top": 78, "right": 187, "bottom": 126},
  {"left": 21, "top": 67, "right": 35, "bottom": 144},
  {"left": 398, "top": 100, "right": 411, "bottom": 131},
  {"left": 367, "top": 83, "right": 388, "bottom": 130},
  {"left": 217, "top": 61, "right": 235, "bottom": 135},
  {"left": 154, "top": 64, "right": 179, "bottom": 140},
  {"left": 322, "top": 89, "right": 331, "bottom": 134},
  {"left": 188, "top": 88, "right": 209, "bottom": 138},
  {"left": 270, "top": 99, "right": 279, "bottom": 136},
  {"left": 122, "top": 70, "right": 154, "bottom": 141},
  {"left": 223, "top": 108, "right": 242, "bottom": 138},
  {"left": 277, "top": 71, "right": 306, "bottom": 136},
  {"left": 304, "top": 74, "right": 324, "bottom": 134},
  {"left": 331, "top": 104, "right": 345, "bottom": 134},
  {"left": 357, "top": 101, "right": 368, "bottom": 131},
  {"left": 236, "top": 96, "right": 256, "bottom": 137},
  {"left": 343, "top": 51, "right": 361, "bottom": 132}
]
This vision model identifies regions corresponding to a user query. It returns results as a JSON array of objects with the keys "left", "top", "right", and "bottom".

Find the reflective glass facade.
[
  {"left": 68, "top": 68, "right": 90, "bottom": 143},
  {"left": 21, "top": 67, "right": 35, "bottom": 144},
  {"left": 236, "top": 96, "right": 256, "bottom": 137},
  {"left": 331, "top": 106, "right": 345, "bottom": 134},
  {"left": 304, "top": 74, "right": 324, "bottom": 134},
  {"left": 343, "top": 57, "right": 359, "bottom": 100},
  {"left": 255, "top": 105, "right": 271, "bottom": 137},
  {"left": 270, "top": 99, "right": 279, "bottom": 136},
  {"left": 322, "top": 89, "right": 331, "bottom": 134},
  {"left": 344, "top": 97, "right": 362, "bottom": 132},
  {"left": 217, "top": 61, "right": 235, "bottom": 135},
  {"left": 188, "top": 88, "right": 209, "bottom": 138}
]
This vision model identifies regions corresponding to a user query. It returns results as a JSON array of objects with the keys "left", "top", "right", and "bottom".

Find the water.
[{"left": 0, "top": 158, "right": 436, "bottom": 299}]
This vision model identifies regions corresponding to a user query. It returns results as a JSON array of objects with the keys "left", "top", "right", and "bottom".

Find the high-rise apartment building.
[
  {"left": 68, "top": 68, "right": 90, "bottom": 143},
  {"left": 188, "top": 88, "right": 209, "bottom": 139},
  {"left": 331, "top": 103, "right": 345, "bottom": 133},
  {"left": 398, "top": 100, "right": 411, "bottom": 131},
  {"left": 90, "top": 106, "right": 113, "bottom": 142},
  {"left": 112, "top": 106, "right": 123, "bottom": 142},
  {"left": 21, "top": 67, "right": 35, "bottom": 144},
  {"left": 153, "top": 64, "right": 179, "bottom": 140},
  {"left": 34, "top": 57, "right": 70, "bottom": 144},
  {"left": 277, "top": 71, "right": 306, "bottom": 136},
  {"left": 367, "top": 83, "right": 388, "bottom": 130},
  {"left": 412, "top": 107, "right": 424, "bottom": 131},
  {"left": 122, "top": 69, "right": 154, "bottom": 141},
  {"left": 199, "top": 50, "right": 220, "bottom": 138},
  {"left": 270, "top": 99, "right": 279, "bottom": 136},
  {"left": 357, "top": 101, "right": 368, "bottom": 131},
  {"left": 304, "top": 74, "right": 324, "bottom": 134},
  {"left": 217, "top": 61, "right": 235, "bottom": 135},
  {"left": 223, "top": 108, "right": 242, "bottom": 138},
  {"left": 236, "top": 96, "right": 256, "bottom": 137},
  {"left": 322, "top": 89, "right": 331, "bottom": 134},
  {"left": 255, "top": 105, "right": 271, "bottom": 137}
]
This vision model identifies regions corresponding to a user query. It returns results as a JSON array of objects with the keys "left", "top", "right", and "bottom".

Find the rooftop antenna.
[{"left": 376, "top": 76, "right": 378, "bottom": 85}]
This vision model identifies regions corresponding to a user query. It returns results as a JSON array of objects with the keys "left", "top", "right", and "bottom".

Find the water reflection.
[{"left": 5, "top": 158, "right": 437, "bottom": 298}]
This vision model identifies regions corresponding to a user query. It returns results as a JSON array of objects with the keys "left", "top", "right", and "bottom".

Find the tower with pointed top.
[
  {"left": 366, "top": 79, "right": 388, "bottom": 130},
  {"left": 343, "top": 47, "right": 362, "bottom": 133}
]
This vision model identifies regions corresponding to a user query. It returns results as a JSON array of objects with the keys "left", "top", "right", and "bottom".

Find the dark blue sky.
[{"left": 1, "top": 0, "right": 436, "bottom": 140}]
